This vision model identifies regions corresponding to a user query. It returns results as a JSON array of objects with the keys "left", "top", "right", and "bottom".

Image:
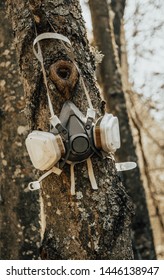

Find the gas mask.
[
  {"left": 26, "top": 101, "right": 120, "bottom": 170},
  {"left": 25, "top": 32, "right": 136, "bottom": 195}
]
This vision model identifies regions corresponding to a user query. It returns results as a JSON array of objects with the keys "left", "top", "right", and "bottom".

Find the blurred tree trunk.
[
  {"left": 0, "top": 1, "right": 40, "bottom": 259},
  {"left": 120, "top": 6, "right": 164, "bottom": 260},
  {"left": 111, "top": 0, "right": 126, "bottom": 62},
  {"left": 6, "top": 0, "right": 134, "bottom": 259},
  {"left": 89, "top": 0, "right": 156, "bottom": 259}
]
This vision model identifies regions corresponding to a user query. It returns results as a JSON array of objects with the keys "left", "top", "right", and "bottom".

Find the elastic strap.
[
  {"left": 28, "top": 166, "right": 62, "bottom": 191},
  {"left": 33, "top": 32, "right": 71, "bottom": 62},
  {"left": 70, "top": 163, "right": 76, "bottom": 195},
  {"left": 33, "top": 32, "right": 94, "bottom": 112},
  {"left": 115, "top": 161, "right": 137, "bottom": 171},
  {"left": 68, "top": 158, "right": 98, "bottom": 194},
  {"left": 86, "top": 158, "right": 98, "bottom": 190},
  {"left": 33, "top": 34, "right": 65, "bottom": 121},
  {"left": 80, "top": 77, "right": 94, "bottom": 109}
]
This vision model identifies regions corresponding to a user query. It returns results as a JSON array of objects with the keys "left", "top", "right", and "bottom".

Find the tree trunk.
[
  {"left": 111, "top": 0, "right": 126, "bottom": 62},
  {"left": 6, "top": 0, "right": 134, "bottom": 259},
  {"left": 0, "top": 0, "right": 40, "bottom": 259},
  {"left": 120, "top": 17, "right": 164, "bottom": 260},
  {"left": 89, "top": 0, "right": 156, "bottom": 259}
]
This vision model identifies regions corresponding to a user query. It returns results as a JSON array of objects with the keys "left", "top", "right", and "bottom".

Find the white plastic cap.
[
  {"left": 28, "top": 181, "right": 40, "bottom": 191},
  {"left": 115, "top": 162, "right": 137, "bottom": 171},
  {"left": 25, "top": 131, "right": 63, "bottom": 170},
  {"left": 86, "top": 108, "right": 96, "bottom": 120},
  {"left": 100, "top": 113, "right": 121, "bottom": 152},
  {"left": 50, "top": 115, "right": 61, "bottom": 128}
]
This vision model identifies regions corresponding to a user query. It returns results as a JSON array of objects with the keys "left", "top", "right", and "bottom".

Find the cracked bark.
[
  {"left": 89, "top": 0, "right": 156, "bottom": 259},
  {"left": 0, "top": 0, "right": 40, "bottom": 259},
  {"left": 6, "top": 0, "right": 134, "bottom": 259}
]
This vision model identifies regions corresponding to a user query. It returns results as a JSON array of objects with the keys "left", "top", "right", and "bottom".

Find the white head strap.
[
  {"left": 33, "top": 32, "right": 94, "bottom": 114},
  {"left": 69, "top": 158, "right": 98, "bottom": 196},
  {"left": 26, "top": 166, "right": 62, "bottom": 192}
]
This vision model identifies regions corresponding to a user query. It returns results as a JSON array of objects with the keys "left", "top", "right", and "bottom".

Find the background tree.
[
  {"left": 123, "top": 0, "right": 164, "bottom": 259},
  {"left": 124, "top": 0, "right": 164, "bottom": 124},
  {"left": 4, "top": 0, "right": 134, "bottom": 260},
  {"left": 0, "top": 0, "right": 40, "bottom": 259},
  {"left": 88, "top": 0, "right": 156, "bottom": 259}
]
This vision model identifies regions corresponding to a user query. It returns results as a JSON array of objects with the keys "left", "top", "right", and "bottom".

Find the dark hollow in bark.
[{"left": 49, "top": 60, "right": 79, "bottom": 99}]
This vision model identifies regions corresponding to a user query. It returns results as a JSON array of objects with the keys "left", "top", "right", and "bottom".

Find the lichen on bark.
[{"left": 6, "top": 0, "right": 134, "bottom": 259}]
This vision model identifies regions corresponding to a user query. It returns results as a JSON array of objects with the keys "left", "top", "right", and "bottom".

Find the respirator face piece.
[
  {"left": 66, "top": 120, "right": 93, "bottom": 162},
  {"left": 58, "top": 101, "right": 94, "bottom": 162},
  {"left": 25, "top": 101, "right": 121, "bottom": 171}
]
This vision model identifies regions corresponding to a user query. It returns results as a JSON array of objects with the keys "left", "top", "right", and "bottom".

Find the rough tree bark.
[
  {"left": 6, "top": 0, "right": 134, "bottom": 259},
  {"left": 0, "top": 0, "right": 40, "bottom": 259},
  {"left": 89, "top": 0, "right": 156, "bottom": 259}
]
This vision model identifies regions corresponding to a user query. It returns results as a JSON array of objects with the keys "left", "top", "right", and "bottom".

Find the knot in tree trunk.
[{"left": 49, "top": 60, "right": 79, "bottom": 99}]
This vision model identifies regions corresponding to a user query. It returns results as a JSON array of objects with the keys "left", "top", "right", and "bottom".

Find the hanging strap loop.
[
  {"left": 33, "top": 32, "right": 94, "bottom": 112},
  {"left": 70, "top": 163, "right": 76, "bottom": 195},
  {"left": 68, "top": 158, "right": 98, "bottom": 195},
  {"left": 33, "top": 32, "right": 71, "bottom": 62},
  {"left": 87, "top": 158, "right": 98, "bottom": 190},
  {"left": 28, "top": 166, "right": 62, "bottom": 191}
]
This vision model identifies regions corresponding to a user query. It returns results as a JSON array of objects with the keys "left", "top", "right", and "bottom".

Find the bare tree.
[
  {"left": 122, "top": 1, "right": 164, "bottom": 259},
  {"left": 89, "top": 0, "right": 156, "bottom": 259},
  {"left": 0, "top": 0, "right": 40, "bottom": 259}
]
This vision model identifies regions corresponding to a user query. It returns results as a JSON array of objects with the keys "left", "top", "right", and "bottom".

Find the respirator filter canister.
[
  {"left": 93, "top": 113, "right": 121, "bottom": 153},
  {"left": 25, "top": 130, "right": 65, "bottom": 171}
]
